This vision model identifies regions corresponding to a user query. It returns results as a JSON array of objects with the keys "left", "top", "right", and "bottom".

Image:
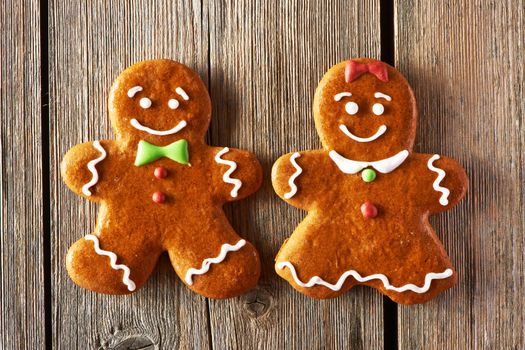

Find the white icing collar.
[{"left": 329, "top": 149, "right": 409, "bottom": 174}]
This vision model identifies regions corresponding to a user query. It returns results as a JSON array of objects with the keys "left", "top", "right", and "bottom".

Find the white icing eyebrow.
[
  {"left": 334, "top": 92, "right": 352, "bottom": 101},
  {"left": 374, "top": 92, "right": 392, "bottom": 101},
  {"left": 127, "top": 86, "right": 143, "bottom": 98},
  {"left": 176, "top": 87, "right": 189, "bottom": 100}
]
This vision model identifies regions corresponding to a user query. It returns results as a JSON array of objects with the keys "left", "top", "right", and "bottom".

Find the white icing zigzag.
[
  {"left": 284, "top": 152, "right": 303, "bottom": 199},
  {"left": 185, "top": 239, "right": 247, "bottom": 285},
  {"left": 82, "top": 141, "right": 107, "bottom": 196},
  {"left": 214, "top": 147, "right": 243, "bottom": 198},
  {"left": 427, "top": 154, "right": 450, "bottom": 206},
  {"left": 84, "top": 234, "right": 136, "bottom": 291},
  {"left": 277, "top": 261, "right": 453, "bottom": 294}
]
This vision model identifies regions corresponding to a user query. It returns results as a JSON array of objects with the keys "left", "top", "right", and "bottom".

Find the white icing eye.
[
  {"left": 168, "top": 99, "right": 180, "bottom": 109},
  {"left": 372, "top": 103, "right": 385, "bottom": 115},
  {"left": 139, "top": 97, "right": 152, "bottom": 109},
  {"left": 345, "top": 101, "right": 359, "bottom": 115}
]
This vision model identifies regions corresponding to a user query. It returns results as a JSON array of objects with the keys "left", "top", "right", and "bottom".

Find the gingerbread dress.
[
  {"left": 61, "top": 60, "right": 262, "bottom": 298},
  {"left": 272, "top": 59, "right": 467, "bottom": 304}
]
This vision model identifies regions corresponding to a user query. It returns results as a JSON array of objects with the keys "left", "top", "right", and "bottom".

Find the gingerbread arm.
[
  {"left": 60, "top": 140, "right": 116, "bottom": 202},
  {"left": 416, "top": 154, "right": 468, "bottom": 214},
  {"left": 271, "top": 150, "right": 329, "bottom": 211},
  {"left": 210, "top": 146, "right": 263, "bottom": 202}
]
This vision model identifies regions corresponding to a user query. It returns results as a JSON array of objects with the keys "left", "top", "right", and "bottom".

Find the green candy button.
[{"left": 361, "top": 168, "right": 376, "bottom": 182}]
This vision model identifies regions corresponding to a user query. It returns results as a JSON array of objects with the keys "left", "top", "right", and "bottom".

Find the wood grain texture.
[
  {"left": 0, "top": 0, "right": 45, "bottom": 349},
  {"left": 395, "top": 0, "right": 524, "bottom": 348},
  {"left": 207, "top": 1, "right": 384, "bottom": 349},
  {"left": 49, "top": 1, "right": 210, "bottom": 348},
  {"left": 2, "top": 0, "right": 521, "bottom": 348}
]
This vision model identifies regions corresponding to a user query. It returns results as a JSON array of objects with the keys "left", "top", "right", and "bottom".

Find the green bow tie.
[{"left": 134, "top": 139, "right": 189, "bottom": 166}]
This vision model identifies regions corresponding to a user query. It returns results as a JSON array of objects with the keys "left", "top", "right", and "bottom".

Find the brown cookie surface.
[
  {"left": 61, "top": 60, "right": 262, "bottom": 298},
  {"left": 272, "top": 58, "right": 467, "bottom": 304}
]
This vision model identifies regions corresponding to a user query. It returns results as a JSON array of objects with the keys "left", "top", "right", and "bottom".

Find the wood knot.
[
  {"left": 242, "top": 286, "right": 273, "bottom": 318},
  {"left": 99, "top": 332, "right": 156, "bottom": 350}
]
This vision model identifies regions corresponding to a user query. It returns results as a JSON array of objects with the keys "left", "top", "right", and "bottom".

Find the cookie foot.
[
  {"left": 378, "top": 271, "right": 457, "bottom": 304},
  {"left": 66, "top": 234, "right": 160, "bottom": 295},
  {"left": 172, "top": 240, "right": 261, "bottom": 299}
]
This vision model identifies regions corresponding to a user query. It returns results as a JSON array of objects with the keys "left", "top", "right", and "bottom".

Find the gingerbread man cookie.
[
  {"left": 61, "top": 60, "right": 262, "bottom": 298},
  {"left": 272, "top": 58, "right": 467, "bottom": 304}
]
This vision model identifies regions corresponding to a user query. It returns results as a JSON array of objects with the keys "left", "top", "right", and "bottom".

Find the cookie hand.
[
  {"left": 422, "top": 154, "right": 468, "bottom": 213},
  {"left": 61, "top": 140, "right": 114, "bottom": 201},
  {"left": 271, "top": 150, "right": 328, "bottom": 210},
  {"left": 211, "top": 146, "right": 263, "bottom": 202}
]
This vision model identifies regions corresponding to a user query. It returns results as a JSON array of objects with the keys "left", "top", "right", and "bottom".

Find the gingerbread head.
[
  {"left": 314, "top": 58, "right": 416, "bottom": 160},
  {"left": 61, "top": 60, "right": 262, "bottom": 298},
  {"left": 108, "top": 60, "right": 211, "bottom": 146},
  {"left": 272, "top": 58, "right": 467, "bottom": 304}
]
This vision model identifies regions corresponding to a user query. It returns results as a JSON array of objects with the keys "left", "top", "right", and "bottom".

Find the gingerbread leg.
[
  {"left": 376, "top": 269, "right": 457, "bottom": 305},
  {"left": 368, "top": 231, "right": 457, "bottom": 305},
  {"left": 66, "top": 231, "right": 162, "bottom": 294},
  {"left": 275, "top": 215, "right": 359, "bottom": 299},
  {"left": 166, "top": 215, "right": 260, "bottom": 299}
]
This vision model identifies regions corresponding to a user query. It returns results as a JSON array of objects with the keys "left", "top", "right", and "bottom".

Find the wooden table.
[{"left": 1, "top": 1, "right": 523, "bottom": 348}]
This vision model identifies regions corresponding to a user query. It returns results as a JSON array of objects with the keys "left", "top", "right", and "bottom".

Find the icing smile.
[
  {"left": 339, "top": 124, "right": 387, "bottom": 143},
  {"left": 130, "top": 119, "right": 187, "bottom": 136}
]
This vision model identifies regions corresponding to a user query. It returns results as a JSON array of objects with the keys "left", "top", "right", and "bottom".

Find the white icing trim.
[
  {"left": 339, "top": 124, "right": 387, "bottom": 143},
  {"left": 82, "top": 141, "right": 107, "bottom": 196},
  {"left": 127, "top": 86, "right": 143, "bottom": 98},
  {"left": 334, "top": 92, "right": 352, "bottom": 101},
  {"left": 185, "top": 239, "right": 246, "bottom": 285},
  {"left": 329, "top": 149, "right": 409, "bottom": 174},
  {"left": 284, "top": 152, "right": 303, "bottom": 199},
  {"left": 176, "top": 87, "right": 189, "bottom": 100},
  {"left": 85, "top": 234, "right": 136, "bottom": 291},
  {"left": 214, "top": 147, "right": 242, "bottom": 198},
  {"left": 130, "top": 119, "right": 187, "bottom": 136},
  {"left": 427, "top": 154, "right": 450, "bottom": 206},
  {"left": 374, "top": 92, "right": 392, "bottom": 101},
  {"left": 277, "top": 261, "right": 453, "bottom": 294}
]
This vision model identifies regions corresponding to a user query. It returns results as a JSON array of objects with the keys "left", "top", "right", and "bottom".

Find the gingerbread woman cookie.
[
  {"left": 61, "top": 60, "right": 262, "bottom": 298},
  {"left": 272, "top": 58, "right": 467, "bottom": 304}
]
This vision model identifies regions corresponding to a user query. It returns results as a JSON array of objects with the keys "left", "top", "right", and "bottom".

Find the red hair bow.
[{"left": 345, "top": 60, "right": 389, "bottom": 83}]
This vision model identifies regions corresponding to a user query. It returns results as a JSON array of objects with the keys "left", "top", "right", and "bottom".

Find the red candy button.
[
  {"left": 152, "top": 191, "right": 166, "bottom": 203},
  {"left": 154, "top": 167, "right": 168, "bottom": 179},
  {"left": 361, "top": 201, "right": 378, "bottom": 219}
]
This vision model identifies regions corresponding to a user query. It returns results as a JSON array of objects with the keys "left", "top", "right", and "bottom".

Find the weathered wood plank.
[
  {"left": 49, "top": 1, "right": 210, "bottom": 348},
  {"left": 395, "top": 1, "right": 524, "bottom": 348},
  {"left": 207, "top": 1, "right": 384, "bottom": 348},
  {"left": 0, "top": 0, "right": 45, "bottom": 349}
]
